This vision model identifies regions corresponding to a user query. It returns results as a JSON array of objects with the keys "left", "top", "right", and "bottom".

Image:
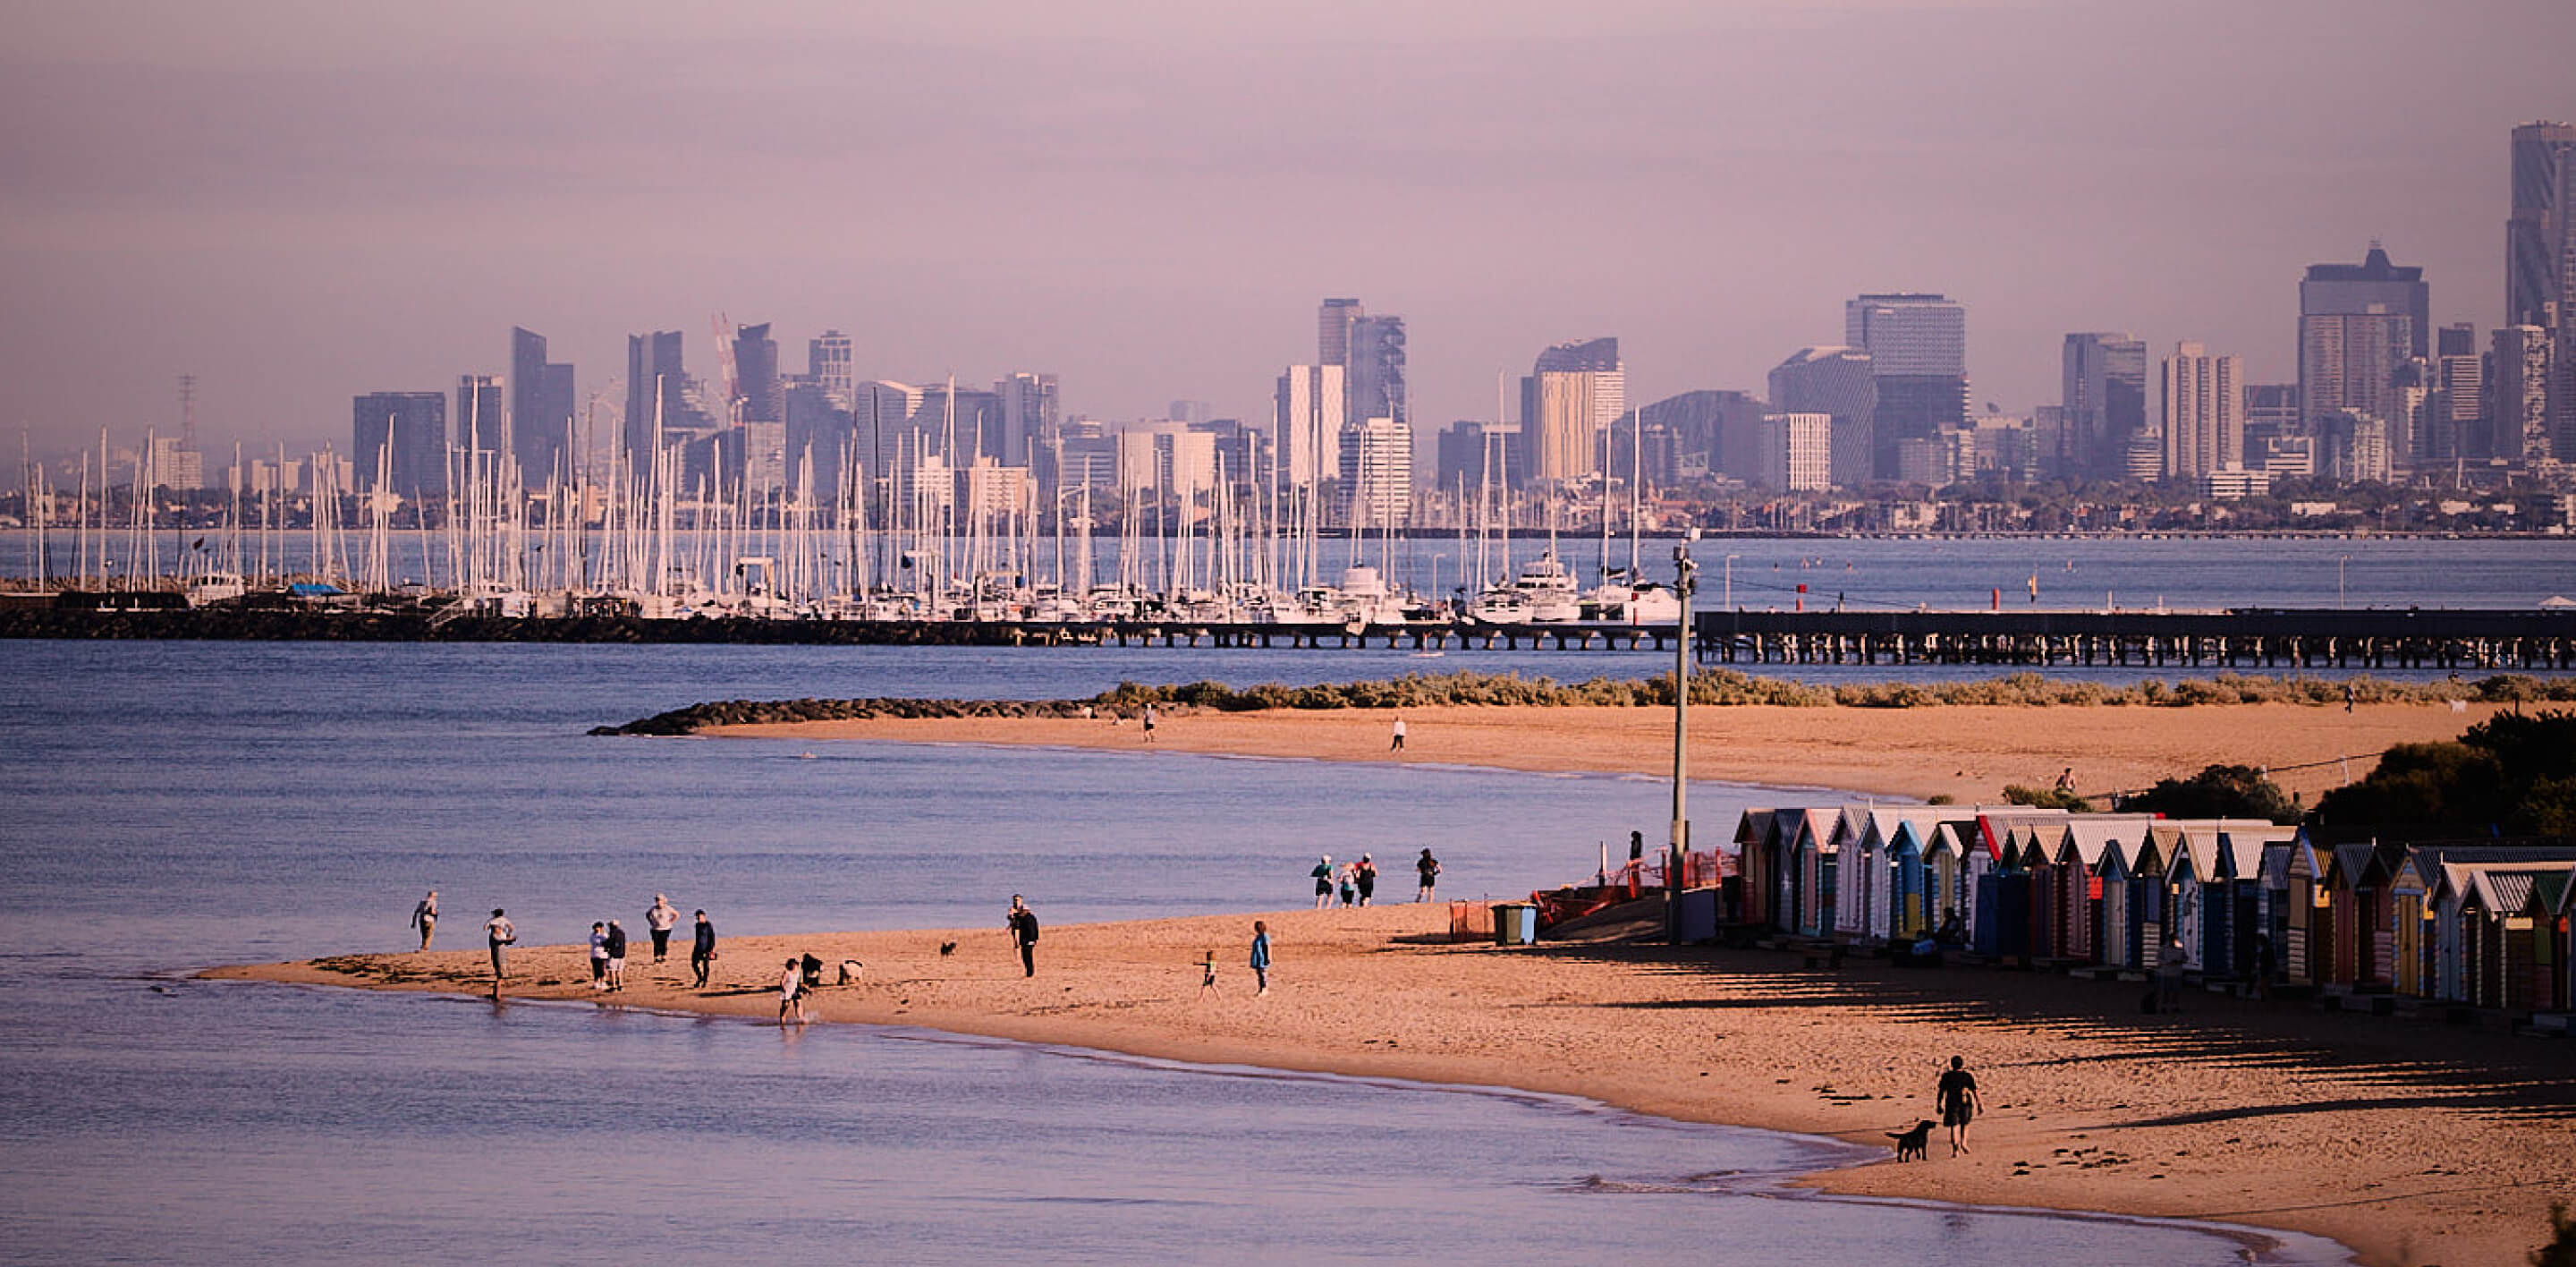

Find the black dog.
[
  {"left": 1887, "top": 1120, "right": 1935, "bottom": 1161},
  {"left": 938, "top": 940, "right": 958, "bottom": 957}
]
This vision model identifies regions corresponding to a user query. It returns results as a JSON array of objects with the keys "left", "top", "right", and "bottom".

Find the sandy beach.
[
  {"left": 222, "top": 901, "right": 2573, "bottom": 1267},
  {"left": 705, "top": 699, "right": 2510, "bottom": 806}
]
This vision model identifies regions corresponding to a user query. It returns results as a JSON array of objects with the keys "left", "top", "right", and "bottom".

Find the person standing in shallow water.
[
  {"left": 411, "top": 890, "right": 438, "bottom": 952},
  {"left": 484, "top": 909, "right": 515, "bottom": 982},
  {"left": 645, "top": 894, "right": 680, "bottom": 964},
  {"left": 1007, "top": 895, "right": 1040, "bottom": 977},
  {"left": 1416, "top": 848, "right": 1440, "bottom": 902},
  {"left": 1937, "top": 1056, "right": 1983, "bottom": 1156}
]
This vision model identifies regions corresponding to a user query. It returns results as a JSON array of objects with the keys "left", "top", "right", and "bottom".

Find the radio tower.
[{"left": 179, "top": 374, "right": 199, "bottom": 448}]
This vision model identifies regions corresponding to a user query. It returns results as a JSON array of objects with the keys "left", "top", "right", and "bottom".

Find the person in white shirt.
[
  {"left": 484, "top": 910, "right": 515, "bottom": 980},
  {"left": 645, "top": 895, "right": 680, "bottom": 963}
]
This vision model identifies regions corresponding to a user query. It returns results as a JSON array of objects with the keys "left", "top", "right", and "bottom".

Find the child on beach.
[{"left": 1198, "top": 950, "right": 1219, "bottom": 999}]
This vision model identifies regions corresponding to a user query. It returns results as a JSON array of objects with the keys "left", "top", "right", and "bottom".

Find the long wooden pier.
[{"left": 1698, "top": 608, "right": 2576, "bottom": 670}]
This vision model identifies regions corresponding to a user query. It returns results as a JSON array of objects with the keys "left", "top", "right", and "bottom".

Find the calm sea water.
[{"left": 0, "top": 639, "right": 2357, "bottom": 1264}]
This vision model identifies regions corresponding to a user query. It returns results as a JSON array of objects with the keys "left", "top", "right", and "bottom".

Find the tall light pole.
[
  {"left": 2338, "top": 554, "right": 2350, "bottom": 609},
  {"left": 1667, "top": 531, "right": 1699, "bottom": 943},
  {"left": 1724, "top": 553, "right": 1741, "bottom": 608}
]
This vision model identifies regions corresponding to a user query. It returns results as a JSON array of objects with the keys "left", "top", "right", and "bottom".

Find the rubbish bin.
[{"left": 1493, "top": 903, "right": 1538, "bottom": 946}]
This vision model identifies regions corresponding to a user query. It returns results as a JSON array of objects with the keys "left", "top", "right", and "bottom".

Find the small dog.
[
  {"left": 938, "top": 940, "right": 958, "bottom": 957},
  {"left": 836, "top": 959, "right": 865, "bottom": 985},
  {"left": 1886, "top": 1120, "right": 1935, "bottom": 1161}
]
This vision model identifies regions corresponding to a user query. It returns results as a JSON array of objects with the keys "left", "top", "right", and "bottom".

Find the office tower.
[
  {"left": 352, "top": 392, "right": 447, "bottom": 500},
  {"left": 1521, "top": 337, "right": 1623, "bottom": 484},
  {"left": 1275, "top": 364, "right": 1346, "bottom": 486},
  {"left": 623, "top": 331, "right": 691, "bottom": 465},
  {"left": 1768, "top": 347, "right": 1875, "bottom": 487},
  {"left": 809, "top": 331, "right": 855, "bottom": 408},
  {"left": 995, "top": 372, "right": 1059, "bottom": 470},
  {"left": 2299, "top": 245, "right": 2428, "bottom": 438},
  {"left": 2061, "top": 333, "right": 2148, "bottom": 480},
  {"left": 1846, "top": 294, "right": 1968, "bottom": 478},
  {"left": 1620, "top": 390, "right": 1766, "bottom": 485},
  {"left": 1339, "top": 416, "right": 1414, "bottom": 527},
  {"left": 2507, "top": 123, "right": 2576, "bottom": 331},
  {"left": 1757, "top": 413, "right": 1832, "bottom": 492},
  {"left": 2158, "top": 342, "right": 2243, "bottom": 480},
  {"left": 783, "top": 381, "right": 852, "bottom": 498},
  {"left": 847, "top": 380, "right": 924, "bottom": 523},
  {"left": 1435, "top": 421, "right": 1519, "bottom": 492},
  {"left": 1318, "top": 298, "right": 1363, "bottom": 368},
  {"left": 732, "top": 323, "right": 781, "bottom": 425},
  {"left": 1345, "top": 315, "right": 1407, "bottom": 432},
  {"left": 457, "top": 375, "right": 505, "bottom": 455},
  {"left": 2490, "top": 326, "right": 2553, "bottom": 464},
  {"left": 507, "top": 327, "right": 573, "bottom": 482},
  {"left": 2430, "top": 327, "right": 2486, "bottom": 462},
  {"left": 2318, "top": 412, "right": 2391, "bottom": 483}
]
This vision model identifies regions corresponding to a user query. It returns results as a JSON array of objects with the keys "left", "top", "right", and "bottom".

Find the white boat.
[
  {"left": 1510, "top": 551, "right": 1582, "bottom": 622},
  {"left": 184, "top": 573, "right": 246, "bottom": 607}
]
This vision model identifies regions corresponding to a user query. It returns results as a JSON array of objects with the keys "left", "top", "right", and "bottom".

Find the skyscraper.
[
  {"left": 1846, "top": 294, "right": 1968, "bottom": 478},
  {"left": 2299, "top": 245, "right": 2428, "bottom": 437},
  {"left": 1768, "top": 347, "right": 1875, "bottom": 487},
  {"left": 1338, "top": 416, "right": 1414, "bottom": 527},
  {"left": 732, "top": 323, "right": 781, "bottom": 425},
  {"left": 457, "top": 375, "right": 504, "bottom": 455},
  {"left": 352, "top": 392, "right": 447, "bottom": 501},
  {"left": 809, "top": 331, "right": 855, "bottom": 409},
  {"left": 624, "top": 330, "right": 690, "bottom": 467},
  {"left": 1345, "top": 315, "right": 1407, "bottom": 432},
  {"left": 1521, "top": 337, "right": 1623, "bottom": 485},
  {"left": 1274, "top": 364, "right": 1346, "bottom": 487},
  {"left": 2430, "top": 324, "right": 2485, "bottom": 462},
  {"left": 2158, "top": 342, "right": 2242, "bottom": 480},
  {"left": 1318, "top": 298, "right": 1363, "bottom": 369},
  {"left": 2061, "top": 333, "right": 2148, "bottom": 480},
  {"left": 508, "top": 327, "right": 573, "bottom": 481},
  {"left": 996, "top": 372, "right": 1060, "bottom": 471},
  {"left": 2506, "top": 122, "right": 2576, "bottom": 332},
  {"left": 1757, "top": 413, "right": 1832, "bottom": 492}
]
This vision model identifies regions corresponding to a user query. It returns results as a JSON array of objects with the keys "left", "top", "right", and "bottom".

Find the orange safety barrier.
[{"left": 1446, "top": 900, "right": 1495, "bottom": 943}]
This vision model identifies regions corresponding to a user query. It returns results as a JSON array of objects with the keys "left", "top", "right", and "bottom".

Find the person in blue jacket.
[{"left": 1249, "top": 921, "right": 1271, "bottom": 996}]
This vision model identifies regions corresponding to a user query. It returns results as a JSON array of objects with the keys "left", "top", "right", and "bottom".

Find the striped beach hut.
[
  {"left": 2045, "top": 818, "right": 2153, "bottom": 964},
  {"left": 1830, "top": 807, "right": 1876, "bottom": 943},
  {"left": 2321, "top": 840, "right": 2412, "bottom": 990},
  {"left": 1783, "top": 807, "right": 1843, "bottom": 939},
  {"left": 1733, "top": 810, "right": 1778, "bottom": 930}
]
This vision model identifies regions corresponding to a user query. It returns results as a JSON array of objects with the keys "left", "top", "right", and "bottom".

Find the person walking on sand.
[
  {"left": 1336, "top": 863, "right": 1356, "bottom": 908},
  {"left": 1007, "top": 895, "right": 1041, "bottom": 977},
  {"left": 1390, "top": 716, "right": 1407, "bottom": 752},
  {"left": 411, "top": 890, "right": 438, "bottom": 952},
  {"left": 1311, "top": 855, "right": 1335, "bottom": 910},
  {"left": 645, "top": 895, "right": 680, "bottom": 964},
  {"left": 587, "top": 922, "right": 609, "bottom": 989},
  {"left": 1356, "top": 854, "right": 1377, "bottom": 906},
  {"left": 1250, "top": 921, "right": 1271, "bottom": 995},
  {"left": 484, "top": 909, "right": 516, "bottom": 982},
  {"left": 1416, "top": 848, "right": 1440, "bottom": 902},
  {"left": 1141, "top": 703, "right": 1157, "bottom": 743},
  {"left": 1197, "top": 950, "right": 1220, "bottom": 999},
  {"left": 1936, "top": 1056, "right": 1983, "bottom": 1156},
  {"left": 690, "top": 910, "right": 716, "bottom": 989},
  {"left": 603, "top": 920, "right": 630, "bottom": 992},
  {"left": 778, "top": 957, "right": 805, "bottom": 1025},
  {"left": 2053, "top": 767, "right": 2075, "bottom": 795}
]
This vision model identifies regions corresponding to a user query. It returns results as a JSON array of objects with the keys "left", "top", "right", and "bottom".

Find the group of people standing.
[
  {"left": 1309, "top": 849, "right": 1440, "bottom": 909},
  {"left": 416, "top": 889, "right": 718, "bottom": 992}
]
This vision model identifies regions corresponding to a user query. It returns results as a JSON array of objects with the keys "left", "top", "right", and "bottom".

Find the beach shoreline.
[{"left": 214, "top": 903, "right": 2572, "bottom": 1267}]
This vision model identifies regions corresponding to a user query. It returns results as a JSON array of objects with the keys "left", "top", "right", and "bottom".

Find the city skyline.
[{"left": 4, "top": 1, "right": 2571, "bottom": 463}]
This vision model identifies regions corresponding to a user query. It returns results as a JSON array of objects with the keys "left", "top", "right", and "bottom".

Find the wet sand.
[
  {"left": 701, "top": 701, "right": 2503, "bottom": 805},
  {"left": 220, "top": 901, "right": 2573, "bottom": 1267}
]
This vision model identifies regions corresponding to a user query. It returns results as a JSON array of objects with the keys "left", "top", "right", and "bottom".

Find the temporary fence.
[{"left": 1446, "top": 900, "right": 1494, "bottom": 942}]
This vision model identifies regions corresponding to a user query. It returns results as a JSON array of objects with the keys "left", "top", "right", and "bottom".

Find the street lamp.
[
  {"left": 1667, "top": 530, "right": 1699, "bottom": 943},
  {"left": 1724, "top": 553, "right": 1741, "bottom": 608}
]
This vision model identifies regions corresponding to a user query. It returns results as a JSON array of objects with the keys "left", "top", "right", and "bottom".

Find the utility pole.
[{"left": 1667, "top": 530, "right": 1699, "bottom": 943}]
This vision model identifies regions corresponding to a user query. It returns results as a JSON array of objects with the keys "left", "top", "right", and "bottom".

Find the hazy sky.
[{"left": 4, "top": 0, "right": 2572, "bottom": 462}]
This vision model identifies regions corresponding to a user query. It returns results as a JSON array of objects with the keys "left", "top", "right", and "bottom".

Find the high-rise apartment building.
[
  {"left": 2299, "top": 245, "right": 2428, "bottom": 438},
  {"left": 2158, "top": 343, "right": 2242, "bottom": 481},
  {"left": 1274, "top": 364, "right": 1346, "bottom": 487},
  {"left": 2430, "top": 325, "right": 2486, "bottom": 463},
  {"left": 2318, "top": 412, "right": 2392, "bottom": 483},
  {"left": 623, "top": 331, "right": 692, "bottom": 469},
  {"left": 1435, "top": 421, "right": 1519, "bottom": 492},
  {"left": 1757, "top": 413, "right": 1832, "bottom": 492},
  {"left": 1846, "top": 294, "right": 1968, "bottom": 478},
  {"left": 1521, "top": 337, "right": 1623, "bottom": 485},
  {"left": 1768, "top": 347, "right": 1875, "bottom": 487},
  {"left": 2490, "top": 326, "right": 2554, "bottom": 464},
  {"left": 1339, "top": 416, "right": 1414, "bottom": 527},
  {"left": 352, "top": 392, "right": 448, "bottom": 501},
  {"left": 2061, "top": 333, "right": 2148, "bottom": 480},
  {"left": 2507, "top": 123, "right": 2576, "bottom": 331},
  {"left": 809, "top": 331, "right": 855, "bottom": 409},
  {"left": 506, "top": 327, "right": 575, "bottom": 482},
  {"left": 732, "top": 323, "right": 781, "bottom": 425},
  {"left": 457, "top": 375, "right": 505, "bottom": 455}
]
